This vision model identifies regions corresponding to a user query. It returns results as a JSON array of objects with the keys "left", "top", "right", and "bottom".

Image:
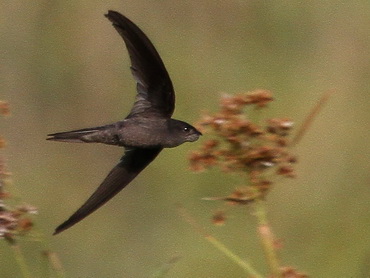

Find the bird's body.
[
  {"left": 49, "top": 118, "right": 199, "bottom": 148},
  {"left": 48, "top": 10, "right": 201, "bottom": 235}
]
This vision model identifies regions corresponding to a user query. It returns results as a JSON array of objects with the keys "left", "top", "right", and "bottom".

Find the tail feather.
[{"left": 47, "top": 127, "right": 102, "bottom": 143}]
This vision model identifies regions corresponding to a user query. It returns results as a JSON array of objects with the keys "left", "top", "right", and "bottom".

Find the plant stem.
[
  {"left": 44, "top": 250, "right": 67, "bottom": 278},
  {"left": 8, "top": 240, "right": 33, "bottom": 278},
  {"left": 291, "top": 89, "right": 333, "bottom": 146},
  {"left": 254, "top": 199, "right": 281, "bottom": 277},
  {"left": 151, "top": 256, "right": 181, "bottom": 278},
  {"left": 178, "top": 205, "right": 263, "bottom": 277},
  {"left": 205, "top": 234, "right": 263, "bottom": 278}
]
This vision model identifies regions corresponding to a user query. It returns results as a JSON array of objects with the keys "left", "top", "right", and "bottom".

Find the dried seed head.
[
  {"left": 0, "top": 101, "right": 10, "bottom": 116},
  {"left": 280, "top": 266, "right": 309, "bottom": 278},
  {"left": 267, "top": 118, "right": 294, "bottom": 136},
  {"left": 212, "top": 211, "right": 226, "bottom": 226},
  {"left": 189, "top": 90, "right": 297, "bottom": 222}
]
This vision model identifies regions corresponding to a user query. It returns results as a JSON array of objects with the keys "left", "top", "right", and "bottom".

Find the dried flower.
[
  {"left": 0, "top": 203, "right": 37, "bottom": 238},
  {"left": 212, "top": 211, "right": 226, "bottom": 226},
  {"left": 0, "top": 101, "right": 10, "bottom": 116},
  {"left": 0, "top": 102, "right": 36, "bottom": 240},
  {"left": 187, "top": 90, "right": 314, "bottom": 277},
  {"left": 189, "top": 90, "right": 296, "bottom": 209},
  {"left": 280, "top": 266, "right": 309, "bottom": 278}
]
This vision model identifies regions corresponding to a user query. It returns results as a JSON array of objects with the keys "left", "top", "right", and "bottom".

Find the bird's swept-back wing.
[
  {"left": 105, "top": 11, "right": 175, "bottom": 118},
  {"left": 54, "top": 147, "right": 162, "bottom": 235}
]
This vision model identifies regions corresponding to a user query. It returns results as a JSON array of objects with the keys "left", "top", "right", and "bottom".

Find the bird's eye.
[{"left": 183, "top": 127, "right": 190, "bottom": 132}]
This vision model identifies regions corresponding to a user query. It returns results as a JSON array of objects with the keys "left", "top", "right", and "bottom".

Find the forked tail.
[{"left": 47, "top": 127, "right": 103, "bottom": 143}]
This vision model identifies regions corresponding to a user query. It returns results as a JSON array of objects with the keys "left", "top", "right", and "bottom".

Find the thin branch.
[
  {"left": 7, "top": 239, "right": 33, "bottom": 278},
  {"left": 43, "top": 250, "right": 67, "bottom": 278},
  {"left": 178, "top": 205, "right": 263, "bottom": 278},
  {"left": 291, "top": 89, "right": 334, "bottom": 146},
  {"left": 151, "top": 255, "right": 181, "bottom": 278},
  {"left": 254, "top": 199, "right": 281, "bottom": 277}
]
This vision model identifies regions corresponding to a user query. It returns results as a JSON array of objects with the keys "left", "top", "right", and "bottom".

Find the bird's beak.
[{"left": 195, "top": 129, "right": 202, "bottom": 136}]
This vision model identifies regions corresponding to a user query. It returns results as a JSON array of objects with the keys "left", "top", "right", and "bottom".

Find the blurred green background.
[{"left": 1, "top": 1, "right": 369, "bottom": 277}]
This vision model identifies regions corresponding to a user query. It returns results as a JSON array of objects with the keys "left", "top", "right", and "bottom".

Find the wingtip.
[
  {"left": 105, "top": 10, "right": 119, "bottom": 19},
  {"left": 104, "top": 10, "right": 112, "bottom": 18},
  {"left": 53, "top": 222, "right": 68, "bottom": 235},
  {"left": 53, "top": 226, "right": 62, "bottom": 235}
]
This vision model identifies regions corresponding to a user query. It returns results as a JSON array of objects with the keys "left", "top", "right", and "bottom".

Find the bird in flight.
[{"left": 48, "top": 10, "right": 201, "bottom": 235}]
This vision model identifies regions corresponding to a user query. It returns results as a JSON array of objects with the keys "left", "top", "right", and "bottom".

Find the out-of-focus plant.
[
  {"left": 0, "top": 101, "right": 66, "bottom": 278},
  {"left": 190, "top": 90, "right": 296, "bottom": 201},
  {"left": 186, "top": 90, "right": 331, "bottom": 277}
]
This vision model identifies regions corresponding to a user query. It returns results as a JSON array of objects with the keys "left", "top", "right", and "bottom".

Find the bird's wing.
[
  {"left": 54, "top": 147, "right": 162, "bottom": 235},
  {"left": 105, "top": 10, "right": 175, "bottom": 118}
]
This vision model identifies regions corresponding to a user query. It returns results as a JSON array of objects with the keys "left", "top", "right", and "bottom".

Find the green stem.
[
  {"left": 205, "top": 234, "right": 263, "bottom": 278},
  {"left": 8, "top": 240, "right": 33, "bottom": 278},
  {"left": 151, "top": 256, "right": 181, "bottom": 278},
  {"left": 178, "top": 205, "right": 263, "bottom": 277},
  {"left": 254, "top": 199, "right": 281, "bottom": 277}
]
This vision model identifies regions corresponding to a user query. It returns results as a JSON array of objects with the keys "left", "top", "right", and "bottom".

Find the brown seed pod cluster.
[
  {"left": 189, "top": 90, "right": 297, "bottom": 208},
  {"left": 0, "top": 101, "right": 36, "bottom": 241}
]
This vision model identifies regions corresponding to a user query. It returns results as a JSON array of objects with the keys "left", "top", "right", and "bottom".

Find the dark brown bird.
[{"left": 48, "top": 10, "right": 201, "bottom": 235}]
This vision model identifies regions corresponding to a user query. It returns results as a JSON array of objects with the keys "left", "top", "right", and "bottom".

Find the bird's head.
[{"left": 167, "top": 119, "right": 202, "bottom": 147}]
